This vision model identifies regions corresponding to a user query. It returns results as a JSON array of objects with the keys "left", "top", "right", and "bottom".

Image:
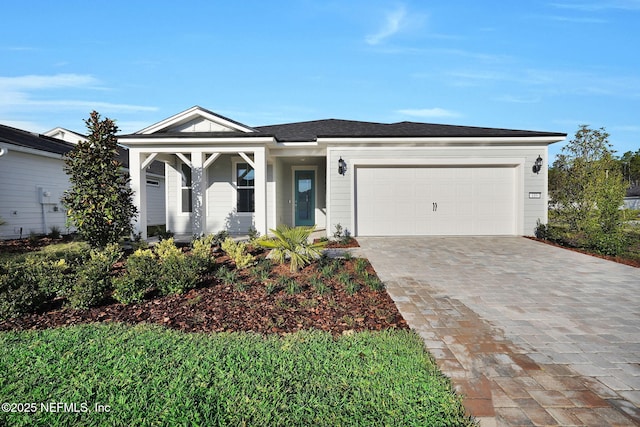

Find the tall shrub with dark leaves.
[{"left": 62, "top": 111, "right": 137, "bottom": 248}]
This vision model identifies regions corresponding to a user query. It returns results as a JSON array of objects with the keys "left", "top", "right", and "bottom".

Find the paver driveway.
[{"left": 358, "top": 236, "right": 639, "bottom": 426}]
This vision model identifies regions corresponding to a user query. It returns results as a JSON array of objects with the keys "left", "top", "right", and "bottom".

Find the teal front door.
[{"left": 294, "top": 170, "right": 315, "bottom": 226}]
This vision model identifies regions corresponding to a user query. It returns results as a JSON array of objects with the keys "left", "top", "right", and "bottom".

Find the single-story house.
[
  {"left": 0, "top": 124, "right": 166, "bottom": 240},
  {"left": 120, "top": 106, "right": 566, "bottom": 239}
]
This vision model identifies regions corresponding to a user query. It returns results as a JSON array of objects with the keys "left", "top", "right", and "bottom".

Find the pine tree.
[{"left": 62, "top": 111, "right": 137, "bottom": 248}]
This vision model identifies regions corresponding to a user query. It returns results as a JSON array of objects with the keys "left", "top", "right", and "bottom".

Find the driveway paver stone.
[{"left": 358, "top": 236, "right": 639, "bottom": 427}]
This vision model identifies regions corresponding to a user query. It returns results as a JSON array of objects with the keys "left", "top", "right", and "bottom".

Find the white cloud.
[
  {"left": 494, "top": 95, "right": 542, "bottom": 104},
  {"left": 0, "top": 73, "right": 101, "bottom": 90},
  {"left": 0, "top": 119, "right": 45, "bottom": 133},
  {"left": 548, "top": 15, "right": 608, "bottom": 23},
  {"left": 22, "top": 99, "right": 158, "bottom": 113},
  {"left": 366, "top": 5, "right": 408, "bottom": 45},
  {"left": 0, "top": 73, "right": 158, "bottom": 117},
  {"left": 549, "top": 1, "right": 640, "bottom": 11},
  {"left": 396, "top": 108, "right": 461, "bottom": 118},
  {"left": 612, "top": 125, "right": 640, "bottom": 132}
]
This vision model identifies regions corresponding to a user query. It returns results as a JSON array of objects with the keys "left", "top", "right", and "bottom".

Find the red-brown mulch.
[
  {"left": 0, "top": 240, "right": 407, "bottom": 336},
  {"left": 314, "top": 238, "right": 360, "bottom": 249},
  {"left": 0, "top": 235, "right": 72, "bottom": 254},
  {"left": 526, "top": 236, "right": 640, "bottom": 268}
]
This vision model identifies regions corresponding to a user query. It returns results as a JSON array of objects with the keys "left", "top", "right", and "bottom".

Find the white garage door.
[{"left": 355, "top": 166, "right": 516, "bottom": 236}]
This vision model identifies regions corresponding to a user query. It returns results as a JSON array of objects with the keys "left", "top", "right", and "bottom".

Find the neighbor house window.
[
  {"left": 236, "top": 162, "right": 254, "bottom": 213},
  {"left": 181, "top": 162, "right": 192, "bottom": 213}
]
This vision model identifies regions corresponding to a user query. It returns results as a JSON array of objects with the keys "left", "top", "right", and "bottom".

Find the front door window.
[{"left": 295, "top": 170, "right": 315, "bottom": 226}]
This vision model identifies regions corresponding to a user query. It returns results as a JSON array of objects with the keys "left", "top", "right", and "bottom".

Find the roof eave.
[
  {"left": 119, "top": 135, "right": 276, "bottom": 147},
  {"left": 317, "top": 135, "right": 567, "bottom": 145}
]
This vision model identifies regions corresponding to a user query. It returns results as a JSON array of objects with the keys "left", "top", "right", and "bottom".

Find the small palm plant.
[{"left": 258, "top": 225, "right": 327, "bottom": 272}]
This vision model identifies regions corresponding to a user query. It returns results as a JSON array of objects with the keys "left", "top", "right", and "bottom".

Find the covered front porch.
[{"left": 128, "top": 147, "right": 327, "bottom": 240}]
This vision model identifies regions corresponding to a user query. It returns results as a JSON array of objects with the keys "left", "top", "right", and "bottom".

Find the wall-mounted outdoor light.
[
  {"left": 532, "top": 155, "right": 543, "bottom": 174},
  {"left": 338, "top": 157, "right": 347, "bottom": 176}
]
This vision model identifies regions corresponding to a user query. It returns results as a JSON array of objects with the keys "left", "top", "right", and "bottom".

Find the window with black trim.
[
  {"left": 236, "top": 162, "right": 254, "bottom": 213},
  {"left": 181, "top": 162, "right": 192, "bottom": 213}
]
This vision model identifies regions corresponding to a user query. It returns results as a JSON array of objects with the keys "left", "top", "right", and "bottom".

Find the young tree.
[
  {"left": 551, "top": 125, "right": 627, "bottom": 254},
  {"left": 62, "top": 111, "right": 137, "bottom": 248}
]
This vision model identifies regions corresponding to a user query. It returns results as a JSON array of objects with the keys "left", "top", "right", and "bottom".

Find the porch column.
[
  {"left": 129, "top": 149, "right": 147, "bottom": 239},
  {"left": 254, "top": 147, "right": 267, "bottom": 235},
  {"left": 191, "top": 151, "right": 206, "bottom": 237}
]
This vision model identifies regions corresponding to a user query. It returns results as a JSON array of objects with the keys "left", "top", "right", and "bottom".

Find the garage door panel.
[{"left": 356, "top": 166, "right": 516, "bottom": 236}]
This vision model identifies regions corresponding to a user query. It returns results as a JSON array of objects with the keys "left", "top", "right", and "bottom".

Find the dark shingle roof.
[
  {"left": 254, "top": 119, "right": 567, "bottom": 142},
  {"left": 0, "top": 123, "right": 75, "bottom": 155},
  {"left": 119, "top": 116, "right": 566, "bottom": 143}
]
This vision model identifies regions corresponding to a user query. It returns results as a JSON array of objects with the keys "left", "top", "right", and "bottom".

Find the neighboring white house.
[
  {"left": 0, "top": 124, "right": 167, "bottom": 240},
  {"left": 0, "top": 125, "right": 74, "bottom": 238},
  {"left": 120, "top": 106, "right": 567, "bottom": 239}
]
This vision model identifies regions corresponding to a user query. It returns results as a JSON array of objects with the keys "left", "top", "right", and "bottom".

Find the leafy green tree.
[
  {"left": 62, "top": 111, "right": 137, "bottom": 248},
  {"left": 551, "top": 125, "right": 627, "bottom": 254},
  {"left": 619, "top": 149, "right": 640, "bottom": 187}
]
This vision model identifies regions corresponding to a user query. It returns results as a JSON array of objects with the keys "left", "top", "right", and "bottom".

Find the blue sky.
[{"left": 1, "top": 1, "right": 639, "bottom": 161}]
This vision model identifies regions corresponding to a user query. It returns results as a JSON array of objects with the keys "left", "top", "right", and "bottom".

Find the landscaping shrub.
[
  {"left": 364, "top": 274, "right": 385, "bottom": 291},
  {"left": 112, "top": 275, "right": 145, "bottom": 305},
  {"left": 37, "top": 241, "right": 89, "bottom": 266},
  {"left": 155, "top": 238, "right": 183, "bottom": 260},
  {"left": 190, "top": 234, "right": 215, "bottom": 270},
  {"left": 0, "top": 256, "right": 72, "bottom": 320},
  {"left": 590, "top": 231, "right": 628, "bottom": 257},
  {"left": 333, "top": 222, "right": 354, "bottom": 245},
  {"left": 310, "top": 277, "right": 331, "bottom": 295},
  {"left": 221, "top": 238, "right": 255, "bottom": 269},
  {"left": 212, "top": 229, "right": 230, "bottom": 246},
  {"left": 354, "top": 258, "right": 368, "bottom": 276},
  {"left": 48, "top": 225, "right": 61, "bottom": 239},
  {"left": 151, "top": 238, "right": 198, "bottom": 295},
  {"left": 158, "top": 257, "right": 200, "bottom": 296},
  {"left": 215, "top": 265, "right": 236, "bottom": 285},
  {"left": 284, "top": 277, "right": 302, "bottom": 295},
  {"left": 113, "top": 249, "right": 158, "bottom": 304},
  {"left": 258, "top": 224, "right": 326, "bottom": 271},
  {"left": 68, "top": 243, "right": 121, "bottom": 309},
  {"left": 0, "top": 262, "right": 47, "bottom": 320},
  {"left": 247, "top": 225, "right": 260, "bottom": 242}
]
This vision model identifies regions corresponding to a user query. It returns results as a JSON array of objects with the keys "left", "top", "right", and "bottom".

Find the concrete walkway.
[{"left": 358, "top": 236, "right": 639, "bottom": 426}]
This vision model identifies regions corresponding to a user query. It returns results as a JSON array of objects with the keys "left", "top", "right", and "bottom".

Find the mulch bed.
[
  {"left": 0, "top": 235, "right": 73, "bottom": 254},
  {"left": 0, "top": 238, "right": 407, "bottom": 335},
  {"left": 526, "top": 236, "right": 640, "bottom": 268},
  {"left": 316, "top": 238, "right": 360, "bottom": 248}
]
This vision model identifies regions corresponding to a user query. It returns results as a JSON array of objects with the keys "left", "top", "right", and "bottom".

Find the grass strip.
[{"left": 0, "top": 323, "right": 475, "bottom": 426}]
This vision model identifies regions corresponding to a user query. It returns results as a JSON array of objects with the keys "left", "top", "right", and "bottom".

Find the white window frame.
[
  {"left": 179, "top": 160, "right": 192, "bottom": 214},
  {"left": 232, "top": 158, "right": 255, "bottom": 215}
]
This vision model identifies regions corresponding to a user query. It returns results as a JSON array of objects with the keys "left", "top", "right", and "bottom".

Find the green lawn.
[{"left": 0, "top": 323, "right": 475, "bottom": 426}]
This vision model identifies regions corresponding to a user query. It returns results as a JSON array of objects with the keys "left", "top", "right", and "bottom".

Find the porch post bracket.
[
  {"left": 176, "top": 153, "right": 192, "bottom": 168},
  {"left": 140, "top": 152, "right": 158, "bottom": 170},
  {"left": 238, "top": 152, "right": 255, "bottom": 169},
  {"left": 203, "top": 152, "right": 220, "bottom": 169}
]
